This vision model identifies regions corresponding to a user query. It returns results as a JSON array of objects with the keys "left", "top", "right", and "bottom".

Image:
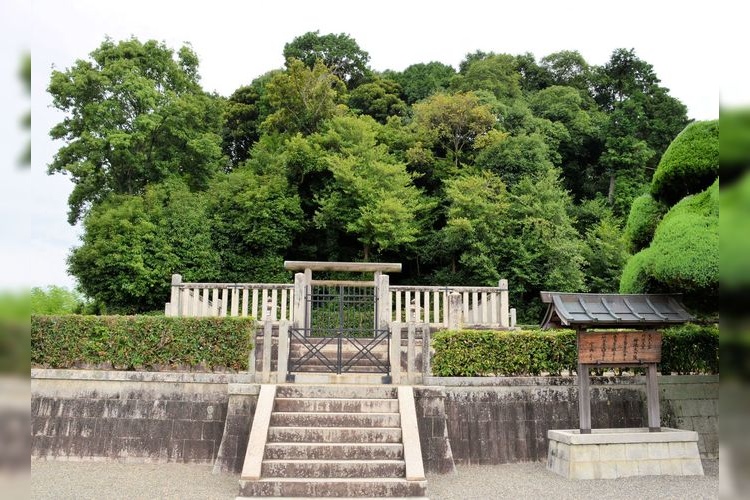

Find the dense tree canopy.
[{"left": 50, "top": 36, "right": 695, "bottom": 319}]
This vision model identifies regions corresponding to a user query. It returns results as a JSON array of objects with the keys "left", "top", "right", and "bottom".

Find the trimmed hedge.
[
  {"left": 650, "top": 120, "right": 719, "bottom": 206},
  {"left": 431, "top": 325, "right": 718, "bottom": 377},
  {"left": 624, "top": 193, "right": 668, "bottom": 252},
  {"left": 31, "top": 315, "right": 254, "bottom": 371}
]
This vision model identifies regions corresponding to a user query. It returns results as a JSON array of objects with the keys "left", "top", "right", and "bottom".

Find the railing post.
[
  {"left": 421, "top": 323, "right": 431, "bottom": 381},
  {"left": 499, "top": 278, "right": 509, "bottom": 328},
  {"left": 169, "top": 274, "right": 182, "bottom": 317},
  {"left": 262, "top": 319, "right": 273, "bottom": 383},
  {"left": 447, "top": 292, "right": 463, "bottom": 330},
  {"left": 510, "top": 308, "right": 517, "bottom": 329},
  {"left": 293, "top": 273, "right": 305, "bottom": 329},
  {"left": 277, "top": 321, "right": 290, "bottom": 383},
  {"left": 390, "top": 323, "right": 402, "bottom": 384},
  {"left": 377, "top": 274, "right": 390, "bottom": 330},
  {"left": 407, "top": 319, "right": 416, "bottom": 383}
]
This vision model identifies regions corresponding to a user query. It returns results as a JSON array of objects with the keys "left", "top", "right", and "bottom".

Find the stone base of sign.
[{"left": 547, "top": 428, "right": 703, "bottom": 479}]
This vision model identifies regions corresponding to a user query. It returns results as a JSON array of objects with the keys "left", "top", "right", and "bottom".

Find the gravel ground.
[{"left": 31, "top": 459, "right": 718, "bottom": 499}]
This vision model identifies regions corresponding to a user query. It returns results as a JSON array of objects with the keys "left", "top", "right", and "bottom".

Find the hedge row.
[
  {"left": 431, "top": 324, "right": 718, "bottom": 377},
  {"left": 31, "top": 315, "right": 255, "bottom": 371}
]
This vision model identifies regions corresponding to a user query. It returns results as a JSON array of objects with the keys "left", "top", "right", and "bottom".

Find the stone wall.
[
  {"left": 425, "top": 375, "right": 718, "bottom": 465},
  {"left": 31, "top": 369, "right": 255, "bottom": 465}
]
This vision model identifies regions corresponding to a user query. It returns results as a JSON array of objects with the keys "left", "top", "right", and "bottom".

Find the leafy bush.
[
  {"left": 650, "top": 120, "right": 719, "bottom": 205},
  {"left": 624, "top": 194, "right": 668, "bottom": 251},
  {"left": 31, "top": 315, "right": 254, "bottom": 371},
  {"left": 620, "top": 180, "right": 718, "bottom": 313},
  {"left": 0, "top": 292, "right": 30, "bottom": 375},
  {"left": 431, "top": 325, "right": 718, "bottom": 377},
  {"left": 31, "top": 286, "right": 87, "bottom": 315},
  {"left": 431, "top": 329, "right": 577, "bottom": 376},
  {"left": 660, "top": 324, "right": 719, "bottom": 375}
]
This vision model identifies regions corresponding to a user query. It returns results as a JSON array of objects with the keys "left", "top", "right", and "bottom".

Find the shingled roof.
[{"left": 540, "top": 292, "right": 694, "bottom": 329}]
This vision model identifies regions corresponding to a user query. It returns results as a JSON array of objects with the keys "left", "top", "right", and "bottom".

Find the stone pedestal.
[{"left": 547, "top": 428, "right": 703, "bottom": 479}]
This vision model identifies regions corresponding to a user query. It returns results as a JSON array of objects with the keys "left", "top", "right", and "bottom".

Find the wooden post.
[
  {"left": 646, "top": 363, "right": 661, "bottom": 432},
  {"left": 169, "top": 274, "right": 182, "bottom": 317},
  {"left": 578, "top": 363, "right": 591, "bottom": 433}
]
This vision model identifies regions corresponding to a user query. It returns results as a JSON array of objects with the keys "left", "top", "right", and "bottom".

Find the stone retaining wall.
[{"left": 31, "top": 369, "right": 255, "bottom": 465}]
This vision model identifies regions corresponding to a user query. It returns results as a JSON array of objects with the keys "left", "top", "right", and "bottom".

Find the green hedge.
[
  {"left": 650, "top": 120, "right": 719, "bottom": 206},
  {"left": 431, "top": 325, "right": 718, "bottom": 377},
  {"left": 31, "top": 315, "right": 254, "bottom": 371}
]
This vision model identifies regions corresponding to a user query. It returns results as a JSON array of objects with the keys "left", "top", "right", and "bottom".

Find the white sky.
[{"left": 1, "top": 0, "right": 738, "bottom": 290}]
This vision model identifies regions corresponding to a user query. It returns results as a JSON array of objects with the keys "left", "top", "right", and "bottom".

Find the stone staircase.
[{"left": 237, "top": 384, "right": 427, "bottom": 499}]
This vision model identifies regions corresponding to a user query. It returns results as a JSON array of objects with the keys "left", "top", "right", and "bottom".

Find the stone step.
[
  {"left": 238, "top": 478, "right": 427, "bottom": 497},
  {"left": 261, "top": 459, "right": 406, "bottom": 479},
  {"left": 274, "top": 397, "right": 399, "bottom": 414},
  {"left": 267, "top": 426, "right": 402, "bottom": 444},
  {"left": 289, "top": 364, "right": 389, "bottom": 374},
  {"left": 276, "top": 384, "right": 396, "bottom": 400},
  {"left": 286, "top": 373, "right": 392, "bottom": 385},
  {"left": 270, "top": 411, "right": 400, "bottom": 428},
  {"left": 264, "top": 442, "right": 404, "bottom": 461},
  {"left": 289, "top": 347, "right": 388, "bottom": 358}
]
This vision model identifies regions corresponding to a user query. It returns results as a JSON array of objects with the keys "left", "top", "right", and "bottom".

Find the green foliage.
[
  {"left": 431, "top": 329, "right": 578, "bottom": 376},
  {"left": 385, "top": 62, "right": 456, "bottom": 104},
  {"left": 474, "top": 133, "right": 554, "bottom": 186},
  {"left": 624, "top": 194, "right": 668, "bottom": 251},
  {"left": 31, "top": 315, "right": 254, "bottom": 371},
  {"left": 659, "top": 324, "right": 719, "bottom": 375},
  {"left": 0, "top": 291, "right": 30, "bottom": 375},
  {"left": 453, "top": 52, "right": 521, "bottom": 101},
  {"left": 31, "top": 286, "right": 86, "bottom": 315},
  {"left": 283, "top": 31, "right": 371, "bottom": 87},
  {"left": 620, "top": 181, "right": 719, "bottom": 313},
  {"left": 262, "top": 59, "right": 346, "bottom": 135},
  {"left": 348, "top": 78, "right": 407, "bottom": 123},
  {"left": 68, "top": 181, "right": 219, "bottom": 313},
  {"left": 650, "top": 120, "right": 719, "bottom": 205},
  {"left": 581, "top": 218, "right": 629, "bottom": 293},
  {"left": 48, "top": 38, "right": 226, "bottom": 224},
  {"left": 431, "top": 325, "right": 718, "bottom": 377}
]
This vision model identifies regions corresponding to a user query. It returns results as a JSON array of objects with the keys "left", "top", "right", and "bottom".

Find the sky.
[{"left": 0, "top": 0, "right": 737, "bottom": 290}]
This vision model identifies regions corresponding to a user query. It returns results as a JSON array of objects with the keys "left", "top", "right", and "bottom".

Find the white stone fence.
[{"left": 165, "top": 274, "right": 516, "bottom": 330}]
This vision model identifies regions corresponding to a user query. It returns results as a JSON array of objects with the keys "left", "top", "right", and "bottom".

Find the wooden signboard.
[
  {"left": 577, "top": 331, "right": 662, "bottom": 365},
  {"left": 576, "top": 330, "right": 663, "bottom": 433}
]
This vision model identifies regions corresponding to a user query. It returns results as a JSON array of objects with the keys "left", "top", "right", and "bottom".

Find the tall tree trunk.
[
  {"left": 363, "top": 244, "right": 370, "bottom": 261},
  {"left": 608, "top": 172, "right": 616, "bottom": 205}
]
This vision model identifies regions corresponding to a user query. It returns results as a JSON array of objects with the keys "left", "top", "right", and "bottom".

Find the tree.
[
  {"left": 283, "top": 31, "right": 370, "bottom": 87},
  {"left": 208, "top": 168, "right": 304, "bottom": 283},
  {"left": 31, "top": 286, "right": 86, "bottom": 315},
  {"left": 581, "top": 218, "right": 629, "bottom": 293},
  {"left": 262, "top": 59, "right": 346, "bottom": 135},
  {"left": 474, "top": 133, "right": 554, "bottom": 186},
  {"left": 540, "top": 50, "right": 591, "bottom": 91},
  {"left": 413, "top": 92, "right": 495, "bottom": 169},
  {"left": 48, "top": 37, "right": 226, "bottom": 224},
  {"left": 221, "top": 71, "right": 278, "bottom": 167},
  {"left": 439, "top": 171, "right": 510, "bottom": 281},
  {"left": 504, "top": 168, "right": 586, "bottom": 321},
  {"left": 68, "top": 181, "right": 219, "bottom": 313},
  {"left": 348, "top": 78, "right": 407, "bottom": 123},
  {"left": 385, "top": 62, "right": 456, "bottom": 104},
  {"left": 452, "top": 52, "right": 521, "bottom": 101},
  {"left": 313, "top": 116, "right": 429, "bottom": 260}
]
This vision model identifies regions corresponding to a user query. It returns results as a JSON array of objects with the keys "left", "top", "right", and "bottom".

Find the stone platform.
[{"left": 547, "top": 428, "right": 703, "bottom": 479}]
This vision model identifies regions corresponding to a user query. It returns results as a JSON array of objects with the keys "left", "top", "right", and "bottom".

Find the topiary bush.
[
  {"left": 620, "top": 180, "right": 718, "bottom": 313},
  {"left": 31, "top": 315, "right": 254, "bottom": 371},
  {"left": 624, "top": 193, "right": 668, "bottom": 252},
  {"left": 650, "top": 120, "right": 719, "bottom": 206}
]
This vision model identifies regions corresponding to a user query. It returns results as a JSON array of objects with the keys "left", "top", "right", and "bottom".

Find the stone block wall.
[
  {"left": 31, "top": 370, "right": 255, "bottom": 465},
  {"left": 413, "top": 386, "right": 455, "bottom": 473},
  {"left": 659, "top": 375, "right": 719, "bottom": 458}
]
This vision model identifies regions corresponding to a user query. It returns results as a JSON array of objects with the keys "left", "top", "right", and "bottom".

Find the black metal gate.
[{"left": 287, "top": 283, "right": 390, "bottom": 379}]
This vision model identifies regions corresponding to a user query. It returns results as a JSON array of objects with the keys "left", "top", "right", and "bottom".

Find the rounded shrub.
[
  {"left": 650, "top": 120, "right": 718, "bottom": 205},
  {"left": 620, "top": 180, "right": 718, "bottom": 313},
  {"left": 624, "top": 194, "right": 668, "bottom": 251}
]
